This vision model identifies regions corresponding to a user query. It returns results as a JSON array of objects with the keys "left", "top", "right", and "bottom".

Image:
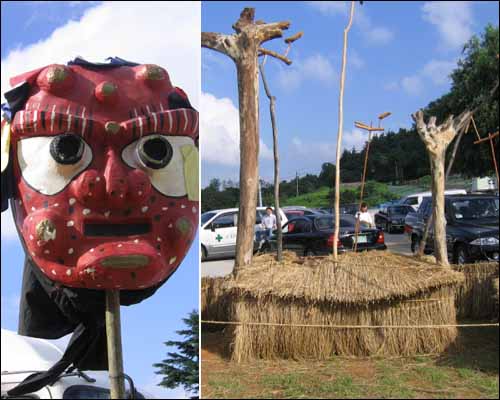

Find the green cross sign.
[{"left": 215, "top": 234, "right": 223, "bottom": 242}]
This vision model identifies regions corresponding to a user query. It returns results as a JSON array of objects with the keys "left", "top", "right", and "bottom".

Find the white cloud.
[
  {"left": 200, "top": 92, "right": 272, "bottom": 166},
  {"left": 308, "top": 1, "right": 394, "bottom": 46},
  {"left": 342, "top": 128, "right": 368, "bottom": 151},
  {"left": 1, "top": 208, "right": 19, "bottom": 241},
  {"left": 401, "top": 75, "right": 424, "bottom": 95},
  {"left": 277, "top": 54, "right": 336, "bottom": 91},
  {"left": 422, "top": 1, "right": 474, "bottom": 49},
  {"left": 1, "top": 1, "right": 200, "bottom": 108},
  {"left": 289, "top": 128, "right": 366, "bottom": 163},
  {"left": 421, "top": 59, "right": 456, "bottom": 85},
  {"left": 388, "top": 58, "right": 456, "bottom": 95},
  {"left": 306, "top": 1, "right": 348, "bottom": 16}
]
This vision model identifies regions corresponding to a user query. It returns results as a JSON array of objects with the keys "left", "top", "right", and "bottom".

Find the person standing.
[
  {"left": 261, "top": 207, "right": 277, "bottom": 240},
  {"left": 356, "top": 202, "right": 374, "bottom": 228}
]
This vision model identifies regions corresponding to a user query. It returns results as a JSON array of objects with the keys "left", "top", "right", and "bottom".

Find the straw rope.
[{"left": 201, "top": 320, "right": 499, "bottom": 329}]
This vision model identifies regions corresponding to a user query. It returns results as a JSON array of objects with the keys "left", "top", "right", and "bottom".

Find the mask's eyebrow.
[
  {"left": 123, "top": 107, "right": 198, "bottom": 140},
  {"left": 12, "top": 105, "right": 100, "bottom": 139}
]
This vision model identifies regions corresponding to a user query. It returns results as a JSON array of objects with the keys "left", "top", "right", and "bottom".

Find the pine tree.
[{"left": 153, "top": 310, "right": 199, "bottom": 398}]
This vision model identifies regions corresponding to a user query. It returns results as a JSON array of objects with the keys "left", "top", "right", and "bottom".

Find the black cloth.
[
  {"left": 7, "top": 254, "right": 165, "bottom": 396},
  {"left": 1, "top": 154, "right": 14, "bottom": 212}
]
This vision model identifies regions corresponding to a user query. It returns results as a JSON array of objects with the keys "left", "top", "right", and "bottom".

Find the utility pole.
[{"left": 296, "top": 171, "right": 299, "bottom": 197}]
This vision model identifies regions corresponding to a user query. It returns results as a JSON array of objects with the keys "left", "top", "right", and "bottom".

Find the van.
[
  {"left": 1, "top": 329, "right": 150, "bottom": 399},
  {"left": 200, "top": 207, "right": 288, "bottom": 260},
  {"left": 399, "top": 189, "right": 467, "bottom": 212}
]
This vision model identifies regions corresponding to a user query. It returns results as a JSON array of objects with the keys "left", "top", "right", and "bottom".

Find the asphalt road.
[{"left": 201, "top": 231, "right": 412, "bottom": 277}]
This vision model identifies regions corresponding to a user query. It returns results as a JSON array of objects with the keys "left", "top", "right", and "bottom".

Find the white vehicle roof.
[
  {"left": 1, "top": 329, "right": 152, "bottom": 398},
  {"left": 403, "top": 189, "right": 466, "bottom": 198},
  {"left": 203, "top": 206, "right": 283, "bottom": 214},
  {"left": 1, "top": 328, "right": 64, "bottom": 372}
]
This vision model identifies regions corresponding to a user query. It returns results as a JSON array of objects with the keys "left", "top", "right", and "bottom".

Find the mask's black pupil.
[
  {"left": 50, "top": 134, "right": 84, "bottom": 165},
  {"left": 139, "top": 137, "right": 172, "bottom": 169}
]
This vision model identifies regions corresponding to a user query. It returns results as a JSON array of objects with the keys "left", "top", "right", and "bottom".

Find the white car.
[
  {"left": 399, "top": 189, "right": 467, "bottom": 212},
  {"left": 200, "top": 207, "right": 288, "bottom": 260},
  {"left": 1, "top": 329, "right": 151, "bottom": 399}
]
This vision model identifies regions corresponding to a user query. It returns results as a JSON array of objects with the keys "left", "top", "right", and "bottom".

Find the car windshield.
[
  {"left": 450, "top": 198, "right": 499, "bottom": 220},
  {"left": 388, "top": 206, "right": 411, "bottom": 215},
  {"left": 201, "top": 212, "right": 217, "bottom": 225},
  {"left": 63, "top": 386, "right": 145, "bottom": 399},
  {"left": 315, "top": 216, "right": 355, "bottom": 230}
]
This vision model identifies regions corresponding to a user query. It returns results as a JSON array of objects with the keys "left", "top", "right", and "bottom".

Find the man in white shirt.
[
  {"left": 261, "top": 207, "right": 277, "bottom": 239},
  {"left": 356, "top": 202, "right": 374, "bottom": 228}
]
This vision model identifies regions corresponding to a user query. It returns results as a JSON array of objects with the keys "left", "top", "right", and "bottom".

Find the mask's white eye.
[
  {"left": 122, "top": 135, "right": 193, "bottom": 197},
  {"left": 17, "top": 135, "right": 92, "bottom": 195}
]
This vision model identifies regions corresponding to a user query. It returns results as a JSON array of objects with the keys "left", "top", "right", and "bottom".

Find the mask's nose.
[{"left": 104, "top": 147, "right": 129, "bottom": 207}]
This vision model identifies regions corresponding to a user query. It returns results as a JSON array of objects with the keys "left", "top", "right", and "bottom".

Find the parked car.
[
  {"left": 282, "top": 206, "right": 319, "bottom": 220},
  {"left": 200, "top": 207, "right": 288, "bottom": 260},
  {"left": 1, "top": 329, "right": 148, "bottom": 399},
  {"left": 375, "top": 205, "right": 415, "bottom": 233},
  {"left": 410, "top": 194, "right": 499, "bottom": 264},
  {"left": 404, "top": 209, "right": 420, "bottom": 238},
  {"left": 399, "top": 189, "right": 466, "bottom": 212},
  {"left": 262, "top": 214, "right": 386, "bottom": 256},
  {"left": 339, "top": 203, "right": 359, "bottom": 216},
  {"left": 377, "top": 200, "right": 399, "bottom": 210}
]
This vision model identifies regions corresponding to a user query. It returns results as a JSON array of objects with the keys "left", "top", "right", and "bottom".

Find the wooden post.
[
  {"left": 260, "top": 63, "right": 283, "bottom": 262},
  {"left": 412, "top": 110, "right": 471, "bottom": 266},
  {"left": 472, "top": 124, "right": 499, "bottom": 190},
  {"left": 354, "top": 129, "right": 371, "bottom": 252},
  {"left": 333, "top": 1, "right": 356, "bottom": 260},
  {"left": 259, "top": 33, "right": 302, "bottom": 262},
  {"left": 202, "top": 8, "right": 292, "bottom": 275},
  {"left": 105, "top": 289, "right": 126, "bottom": 399}
]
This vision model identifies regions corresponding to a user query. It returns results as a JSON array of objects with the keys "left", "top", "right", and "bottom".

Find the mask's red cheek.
[
  {"left": 161, "top": 215, "right": 196, "bottom": 262},
  {"left": 127, "top": 169, "right": 152, "bottom": 203},
  {"left": 23, "top": 209, "right": 68, "bottom": 261}
]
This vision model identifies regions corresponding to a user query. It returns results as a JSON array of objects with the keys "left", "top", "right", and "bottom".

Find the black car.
[
  {"left": 339, "top": 203, "right": 359, "bottom": 216},
  {"left": 375, "top": 205, "right": 415, "bottom": 233},
  {"left": 262, "top": 214, "right": 386, "bottom": 256},
  {"left": 411, "top": 194, "right": 499, "bottom": 264}
]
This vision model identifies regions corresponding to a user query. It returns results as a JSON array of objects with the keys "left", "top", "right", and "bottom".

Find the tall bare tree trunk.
[
  {"left": 333, "top": 1, "right": 355, "bottom": 260},
  {"left": 233, "top": 45, "right": 261, "bottom": 274},
  {"left": 201, "top": 8, "right": 291, "bottom": 275},
  {"left": 412, "top": 110, "right": 471, "bottom": 266},
  {"left": 418, "top": 126, "right": 466, "bottom": 256},
  {"left": 259, "top": 63, "right": 283, "bottom": 261}
]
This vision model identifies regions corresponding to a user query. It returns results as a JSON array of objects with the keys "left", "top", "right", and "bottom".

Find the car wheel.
[
  {"left": 454, "top": 245, "right": 469, "bottom": 265},
  {"left": 201, "top": 246, "right": 207, "bottom": 262},
  {"left": 411, "top": 236, "right": 421, "bottom": 255},
  {"left": 304, "top": 248, "right": 316, "bottom": 257}
]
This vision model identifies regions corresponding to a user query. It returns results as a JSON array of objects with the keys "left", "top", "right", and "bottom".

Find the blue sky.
[
  {"left": 1, "top": 2, "right": 200, "bottom": 398},
  {"left": 201, "top": 1, "right": 499, "bottom": 187}
]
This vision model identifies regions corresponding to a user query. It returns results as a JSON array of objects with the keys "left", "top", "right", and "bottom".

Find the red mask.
[{"left": 3, "top": 61, "right": 199, "bottom": 290}]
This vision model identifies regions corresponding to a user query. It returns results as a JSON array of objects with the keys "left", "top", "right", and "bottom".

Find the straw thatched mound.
[
  {"left": 203, "top": 251, "right": 465, "bottom": 362},
  {"left": 202, "top": 276, "right": 232, "bottom": 331},
  {"left": 452, "top": 262, "right": 499, "bottom": 320}
]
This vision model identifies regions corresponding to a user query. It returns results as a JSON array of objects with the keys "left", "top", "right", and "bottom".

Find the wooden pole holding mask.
[{"left": 106, "top": 289, "right": 126, "bottom": 399}]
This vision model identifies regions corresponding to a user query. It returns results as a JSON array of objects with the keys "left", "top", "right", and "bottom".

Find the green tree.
[{"left": 153, "top": 310, "right": 199, "bottom": 397}]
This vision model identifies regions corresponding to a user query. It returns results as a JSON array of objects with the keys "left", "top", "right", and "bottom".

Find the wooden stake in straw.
[
  {"left": 333, "top": 1, "right": 356, "bottom": 260},
  {"left": 105, "top": 289, "right": 126, "bottom": 399}
]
